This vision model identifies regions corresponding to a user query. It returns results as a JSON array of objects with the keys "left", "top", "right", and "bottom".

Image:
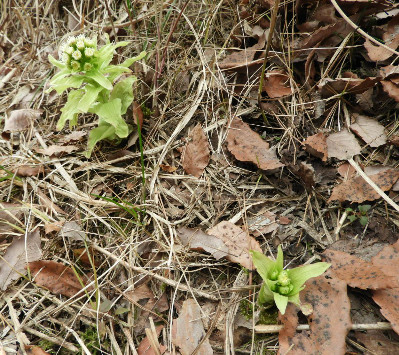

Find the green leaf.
[
  {"left": 78, "top": 84, "right": 103, "bottom": 112},
  {"left": 258, "top": 283, "right": 274, "bottom": 305},
  {"left": 57, "top": 89, "right": 83, "bottom": 130},
  {"left": 273, "top": 292, "right": 289, "bottom": 314},
  {"left": 359, "top": 216, "right": 369, "bottom": 226},
  {"left": 50, "top": 75, "right": 85, "bottom": 94},
  {"left": 85, "top": 122, "right": 116, "bottom": 158},
  {"left": 96, "top": 42, "right": 129, "bottom": 69},
  {"left": 119, "top": 51, "right": 146, "bottom": 68},
  {"left": 358, "top": 205, "right": 371, "bottom": 214},
  {"left": 91, "top": 99, "right": 129, "bottom": 138},
  {"left": 347, "top": 215, "right": 357, "bottom": 223},
  {"left": 251, "top": 250, "right": 276, "bottom": 282},
  {"left": 288, "top": 262, "right": 331, "bottom": 292},
  {"left": 48, "top": 54, "right": 66, "bottom": 69},
  {"left": 287, "top": 292, "right": 301, "bottom": 307},
  {"left": 86, "top": 71, "right": 112, "bottom": 90},
  {"left": 276, "top": 245, "right": 284, "bottom": 273},
  {"left": 110, "top": 76, "right": 136, "bottom": 114}
]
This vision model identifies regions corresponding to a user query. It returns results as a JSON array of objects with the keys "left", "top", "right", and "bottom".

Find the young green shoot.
[
  {"left": 251, "top": 246, "right": 330, "bottom": 314},
  {"left": 47, "top": 34, "right": 146, "bottom": 157}
]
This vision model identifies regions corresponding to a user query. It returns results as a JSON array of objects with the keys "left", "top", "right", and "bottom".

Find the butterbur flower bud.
[
  {"left": 83, "top": 62, "right": 92, "bottom": 71},
  {"left": 65, "top": 46, "right": 74, "bottom": 55},
  {"left": 84, "top": 48, "right": 94, "bottom": 57},
  {"left": 278, "top": 284, "right": 294, "bottom": 295},
  {"left": 277, "top": 270, "right": 290, "bottom": 287},
  {"left": 84, "top": 38, "right": 95, "bottom": 47},
  {"left": 71, "top": 60, "right": 80, "bottom": 71},
  {"left": 62, "top": 53, "right": 70, "bottom": 63},
  {"left": 269, "top": 269, "right": 279, "bottom": 281},
  {"left": 76, "top": 39, "right": 85, "bottom": 49},
  {"left": 67, "top": 36, "right": 76, "bottom": 46},
  {"left": 72, "top": 50, "right": 82, "bottom": 60}
]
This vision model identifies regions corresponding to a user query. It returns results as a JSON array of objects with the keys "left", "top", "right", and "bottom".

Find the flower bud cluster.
[
  {"left": 270, "top": 269, "right": 294, "bottom": 295},
  {"left": 60, "top": 35, "right": 97, "bottom": 72}
]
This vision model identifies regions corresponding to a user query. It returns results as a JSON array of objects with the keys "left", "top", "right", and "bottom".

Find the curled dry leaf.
[
  {"left": 279, "top": 273, "right": 351, "bottom": 355},
  {"left": 262, "top": 70, "right": 292, "bottom": 98},
  {"left": 44, "top": 221, "right": 63, "bottom": 235},
  {"left": 326, "top": 130, "right": 361, "bottom": 160},
  {"left": 176, "top": 227, "right": 229, "bottom": 260},
  {"left": 247, "top": 211, "right": 279, "bottom": 236},
  {"left": 322, "top": 249, "right": 399, "bottom": 290},
  {"left": 3, "top": 109, "right": 41, "bottom": 133},
  {"left": 226, "top": 118, "right": 283, "bottom": 171},
  {"left": 13, "top": 165, "right": 44, "bottom": 177},
  {"left": 328, "top": 169, "right": 399, "bottom": 203},
  {"left": 159, "top": 164, "right": 177, "bottom": 173},
  {"left": 318, "top": 76, "right": 379, "bottom": 98},
  {"left": 28, "top": 260, "right": 92, "bottom": 297},
  {"left": 303, "top": 132, "right": 328, "bottom": 162},
  {"left": 207, "top": 221, "right": 262, "bottom": 270},
  {"left": 381, "top": 80, "right": 399, "bottom": 102},
  {"left": 59, "top": 130, "right": 86, "bottom": 144},
  {"left": 350, "top": 114, "right": 387, "bottom": 147},
  {"left": 181, "top": 124, "right": 210, "bottom": 178},
  {"left": 35, "top": 145, "right": 79, "bottom": 157},
  {"left": 0, "top": 229, "right": 42, "bottom": 290},
  {"left": 172, "top": 299, "right": 213, "bottom": 355},
  {"left": 137, "top": 325, "right": 166, "bottom": 355}
]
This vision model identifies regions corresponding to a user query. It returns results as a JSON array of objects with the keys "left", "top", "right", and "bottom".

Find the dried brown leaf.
[
  {"left": 326, "top": 130, "right": 361, "bottom": 160},
  {"left": 219, "top": 35, "right": 266, "bottom": 70},
  {"left": 381, "top": 80, "right": 399, "bottom": 102},
  {"left": 207, "top": 221, "right": 262, "bottom": 269},
  {"left": 172, "top": 299, "right": 213, "bottom": 355},
  {"left": 44, "top": 221, "right": 63, "bottom": 235},
  {"left": 303, "top": 132, "right": 328, "bottom": 162},
  {"left": 350, "top": 114, "right": 387, "bottom": 147},
  {"left": 328, "top": 169, "right": 399, "bottom": 203},
  {"left": 279, "top": 273, "right": 351, "bottom": 355},
  {"left": 371, "top": 240, "right": 399, "bottom": 279},
  {"left": 176, "top": 227, "right": 229, "bottom": 260},
  {"left": 337, "top": 163, "right": 356, "bottom": 180},
  {"left": 133, "top": 101, "right": 144, "bottom": 127},
  {"left": 59, "top": 130, "right": 86, "bottom": 144},
  {"left": 322, "top": 249, "right": 399, "bottom": 289},
  {"left": 13, "top": 165, "right": 44, "bottom": 177},
  {"left": 355, "top": 331, "right": 399, "bottom": 354},
  {"left": 262, "top": 70, "right": 292, "bottom": 98},
  {"left": 318, "top": 76, "right": 379, "bottom": 98},
  {"left": 73, "top": 248, "right": 100, "bottom": 267},
  {"left": 0, "top": 202, "right": 24, "bottom": 240},
  {"left": 159, "top": 164, "right": 177, "bottom": 173},
  {"left": 22, "top": 345, "right": 51, "bottom": 355},
  {"left": 373, "top": 288, "right": 399, "bottom": 335},
  {"left": 247, "top": 211, "right": 279, "bottom": 236},
  {"left": 3, "top": 109, "right": 41, "bottom": 132},
  {"left": 0, "top": 229, "right": 42, "bottom": 290},
  {"left": 137, "top": 325, "right": 166, "bottom": 355},
  {"left": 181, "top": 124, "right": 210, "bottom": 177},
  {"left": 226, "top": 118, "right": 283, "bottom": 171},
  {"left": 36, "top": 145, "right": 79, "bottom": 157},
  {"left": 28, "top": 260, "right": 92, "bottom": 297}
]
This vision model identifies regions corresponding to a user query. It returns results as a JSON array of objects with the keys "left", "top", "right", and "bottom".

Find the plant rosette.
[
  {"left": 47, "top": 34, "right": 146, "bottom": 157},
  {"left": 251, "top": 246, "right": 330, "bottom": 314}
]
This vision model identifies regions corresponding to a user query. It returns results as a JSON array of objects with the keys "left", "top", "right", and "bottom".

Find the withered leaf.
[
  {"left": 176, "top": 227, "right": 229, "bottom": 260},
  {"left": 172, "top": 299, "right": 213, "bottom": 355},
  {"left": 303, "top": 132, "right": 328, "bottom": 162},
  {"left": 3, "top": 109, "right": 41, "bottom": 132},
  {"left": 0, "top": 229, "right": 42, "bottom": 290},
  {"left": 373, "top": 289, "right": 399, "bottom": 335},
  {"left": 337, "top": 163, "right": 356, "bottom": 179},
  {"left": 371, "top": 240, "right": 399, "bottom": 278},
  {"left": 326, "top": 130, "right": 361, "bottom": 160},
  {"left": 355, "top": 331, "right": 399, "bottom": 354},
  {"left": 226, "top": 118, "right": 283, "bottom": 171},
  {"left": 279, "top": 273, "right": 351, "bottom": 355},
  {"left": 28, "top": 260, "right": 92, "bottom": 297},
  {"left": 0, "top": 202, "right": 24, "bottom": 240},
  {"left": 59, "top": 130, "right": 86, "bottom": 144},
  {"left": 350, "top": 114, "right": 387, "bottom": 147},
  {"left": 381, "top": 80, "right": 399, "bottom": 102},
  {"left": 137, "top": 325, "right": 166, "bottom": 355},
  {"left": 36, "top": 145, "right": 79, "bottom": 157},
  {"left": 328, "top": 169, "right": 399, "bottom": 203},
  {"left": 322, "top": 249, "right": 399, "bottom": 289},
  {"left": 262, "top": 70, "right": 292, "bottom": 98},
  {"left": 159, "top": 164, "right": 177, "bottom": 173},
  {"left": 247, "top": 211, "right": 279, "bottom": 236},
  {"left": 22, "top": 345, "right": 52, "bottom": 355},
  {"left": 318, "top": 76, "right": 379, "bottom": 98},
  {"left": 207, "top": 221, "right": 262, "bottom": 270},
  {"left": 13, "top": 165, "right": 44, "bottom": 177},
  {"left": 181, "top": 124, "right": 210, "bottom": 178}
]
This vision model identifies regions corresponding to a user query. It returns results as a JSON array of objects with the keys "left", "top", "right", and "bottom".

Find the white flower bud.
[
  {"left": 67, "top": 36, "right": 76, "bottom": 45},
  {"left": 71, "top": 61, "right": 80, "bottom": 71},
  {"left": 72, "top": 50, "right": 82, "bottom": 60},
  {"left": 84, "top": 38, "right": 95, "bottom": 47},
  {"left": 84, "top": 47, "right": 95, "bottom": 57},
  {"left": 76, "top": 40, "right": 85, "bottom": 49},
  {"left": 62, "top": 53, "right": 70, "bottom": 63},
  {"left": 64, "top": 46, "right": 74, "bottom": 55},
  {"left": 84, "top": 62, "right": 93, "bottom": 71}
]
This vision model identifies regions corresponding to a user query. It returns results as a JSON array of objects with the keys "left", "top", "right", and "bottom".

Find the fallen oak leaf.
[
  {"left": 176, "top": 227, "right": 229, "bottom": 260},
  {"left": 181, "top": 124, "right": 210, "bottom": 177},
  {"left": 226, "top": 118, "right": 283, "bottom": 171},
  {"left": 27, "top": 260, "right": 92, "bottom": 297},
  {"left": 328, "top": 169, "right": 399, "bottom": 203},
  {"left": 322, "top": 249, "right": 399, "bottom": 290},
  {"left": 207, "top": 221, "right": 262, "bottom": 270},
  {"left": 172, "top": 299, "right": 213, "bottom": 355},
  {"left": 0, "top": 229, "right": 42, "bottom": 290}
]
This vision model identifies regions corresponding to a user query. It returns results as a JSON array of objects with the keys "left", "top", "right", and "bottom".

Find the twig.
[
  {"left": 92, "top": 243, "right": 219, "bottom": 301},
  {"left": 348, "top": 158, "right": 399, "bottom": 213},
  {"left": 255, "top": 322, "right": 392, "bottom": 333},
  {"left": 330, "top": 0, "right": 399, "bottom": 57}
]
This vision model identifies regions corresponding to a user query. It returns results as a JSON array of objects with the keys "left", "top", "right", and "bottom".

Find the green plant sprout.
[
  {"left": 251, "top": 246, "right": 330, "bottom": 314},
  {"left": 47, "top": 34, "right": 146, "bottom": 157},
  {"left": 345, "top": 204, "right": 371, "bottom": 226}
]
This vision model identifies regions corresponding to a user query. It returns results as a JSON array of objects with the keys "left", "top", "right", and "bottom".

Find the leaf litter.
[{"left": 3, "top": 0, "right": 399, "bottom": 354}]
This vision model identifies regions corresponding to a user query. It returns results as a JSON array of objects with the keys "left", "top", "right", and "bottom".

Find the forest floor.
[{"left": 1, "top": 0, "right": 399, "bottom": 354}]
